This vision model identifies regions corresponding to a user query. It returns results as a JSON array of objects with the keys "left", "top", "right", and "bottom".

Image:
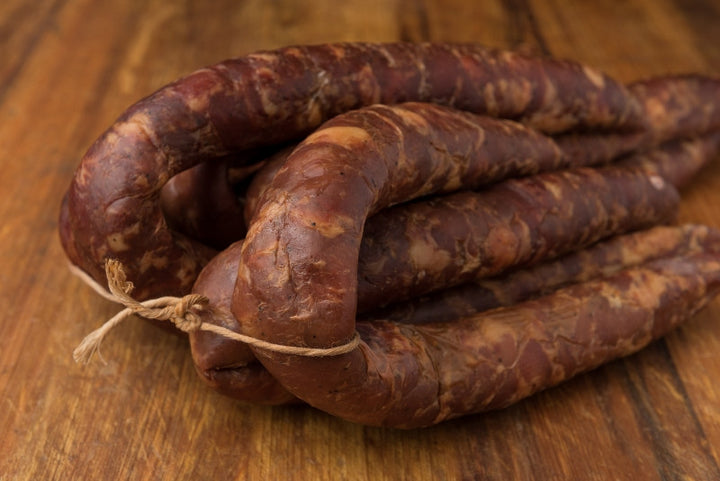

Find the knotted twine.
[{"left": 72, "top": 259, "right": 361, "bottom": 364}]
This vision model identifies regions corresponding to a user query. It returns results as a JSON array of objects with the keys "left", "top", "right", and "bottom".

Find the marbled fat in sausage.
[
  {"left": 191, "top": 224, "right": 720, "bottom": 406},
  {"left": 59, "top": 43, "right": 643, "bottom": 299},
  {"left": 192, "top": 131, "right": 720, "bottom": 404}
]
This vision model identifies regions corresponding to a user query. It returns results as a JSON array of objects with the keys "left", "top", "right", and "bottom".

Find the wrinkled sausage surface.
[
  {"left": 555, "top": 75, "right": 720, "bottom": 165},
  {"left": 191, "top": 129, "right": 720, "bottom": 405},
  {"left": 221, "top": 77, "right": 720, "bottom": 426},
  {"left": 191, "top": 224, "right": 720, "bottom": 406},
  {"left": 237, "top": 78, "right": 720, "bottom": 244},
  {"left": 374, "top": 224, "right": 720, "bottom": 324},
  {"left": 160, "top": 158, "right": 248, "bottom": 250},
  {"left": 59, "top": 43, "right": 644, "bottom": 299}
]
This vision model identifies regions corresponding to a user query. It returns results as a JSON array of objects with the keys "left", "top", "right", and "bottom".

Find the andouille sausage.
[
  {"left": 373, "top": 224, "right": 720, "bottom": 324},
  {"left": 341, "top": 252, "right": 720, "bottom": 427},
  {"left": 222, "top": 80, "right": 720, "bottom": 426},
  {"left": 160, "top": 158, "right": 248, "bottom": 250},
  {"left": 356, "top": 132, "right": 720, "bottom": 307},
  {"left": 196, "top": 112, "right": 718, "bottom": 408},
  {"left": 191, "top": 224, "right": 720, "bottom": 406},
  {"left": 190, "top": 239, "right": 299, "bottom": 405},
  {"left": 191, "top": 131, "right": 720, "bottom": 406},
  {"left": 237, "top": 78, "right": 720, "bottom": 232},
  {"left": 229, "top": 102, "right": 681, "bottom": 349},
  {"left": 555, "top": 75, "right": 720, "bottom": 166},
  {"left": 59, "top": 42, "right": 644, "bottom": 299}
]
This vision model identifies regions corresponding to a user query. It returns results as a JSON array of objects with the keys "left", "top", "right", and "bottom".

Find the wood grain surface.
[{"left": 2, "top": 0, "right": 720, "bottom": 479}]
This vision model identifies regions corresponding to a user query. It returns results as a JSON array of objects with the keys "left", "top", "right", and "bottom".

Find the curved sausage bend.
[
  {"left": 59, "top": 42, "right": 642, "bottom": 299},
  {"left": 232, "top": 78, "right": 720, "bottom": 233},
  {"left": 230, "top": 101, "right": 678, "bottom": 350},
  {"left": 192, "top": 115, "right": 718, "bottom": 408},
  {"left": 227, "top": 100, "right": 716, "bottom": 427},
  {"left": 191, "top": 224, "right": 720, "bottom": 406},
  {"left": 190, "top": 240, "right": 299, "bottom": 405}
]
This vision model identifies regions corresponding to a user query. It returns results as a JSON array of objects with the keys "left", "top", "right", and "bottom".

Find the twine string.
[{"left": 71, "top": 260, "right": 361, "bottom": 364}]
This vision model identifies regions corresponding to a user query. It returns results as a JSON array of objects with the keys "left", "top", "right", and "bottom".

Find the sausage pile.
[{"left": 60, "top": 43, "right": 720, "bottom": 428}]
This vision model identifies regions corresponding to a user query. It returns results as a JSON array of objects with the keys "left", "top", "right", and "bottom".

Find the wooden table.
[{"left": 3, "top": 0, "right": 720, "bottom": 479}]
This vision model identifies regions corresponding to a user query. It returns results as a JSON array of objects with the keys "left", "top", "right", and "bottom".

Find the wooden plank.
[{"left": 1, "top": 0, "right": 720, "bottom": 479}]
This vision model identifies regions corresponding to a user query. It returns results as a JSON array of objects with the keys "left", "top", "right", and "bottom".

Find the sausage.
[
  {"left": 358, "top": 132, "right": 720, "bottom": 307},
  {"left": 231, "top": 103, "right": 675, "bottom": 347},
  {"left": 191, "top": 130, "right": 720, "bottom": 405},
  {"left": 342, "top": 251, "right": 720, "bottom": 427},
  {"left": 193, "top": 115, "right": 708, "bottom": 408},
  {"left": 556, "top": 75, "right": 720, "bottom": 166},
  {"left": 191, "top": 224, "right": 720, "bottom": 406},
  {"left": 366, "top": 133, "right": 720, "bottom": 326},
  {"left": 160, "top": 157, "right": 249, "bottom": 250},
  {"left": 190, "top": 239, "right": 299, "bottom": 405},
  {"left": 372, "top": 224, "right": 720, "bottom": 324},
  {"left": 191, "top": 107, "right": 717, "bottom": 402},
  {"left": 241, "top": 146, "right": 296, "bottom": 226},
  {"left": 355, "top": 164, "right": 677, "bottom": 309},
  {"left": 59, "top": 42, "right": 644, "bottom": 299},
  {"left": 219, "top": 80, "right": 720, "bottom": 426},
  {"left": 233, "top": 77, "right": 719, "bottom": 236},
  {"left": 190, "top": 225, "right": 720, "bottom": 418}
]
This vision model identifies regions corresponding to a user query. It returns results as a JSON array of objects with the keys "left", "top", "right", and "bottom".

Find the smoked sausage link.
[
  {"left": 192, "top": 130, "right": 720, "bottom": 405},
  {"left": 191, "top": 105, "right": 719, "bottom": 410},
  {"left": 191, "top": 225, "right": 720, "bottom": 407},
  {"left": 373, "top": 224, "right": 720, "bottom": 325},
  {"left": 226, "top": 83, "right": 720, "bottom": 426},
  {"left": 59, "top": 43, "right": 643, "bottom": 299},
  {"left": 346, "top": 253, "right": 720, "bottom": 427}
]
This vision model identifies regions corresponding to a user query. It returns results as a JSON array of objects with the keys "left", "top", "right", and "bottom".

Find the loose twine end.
[{"left": 71, "top": 260, "right": 361, "bottom": 364}]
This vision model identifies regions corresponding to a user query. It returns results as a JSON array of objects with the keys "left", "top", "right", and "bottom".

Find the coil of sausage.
[{"left": 59, "top": 42, "right": 646, "bottom": 299}]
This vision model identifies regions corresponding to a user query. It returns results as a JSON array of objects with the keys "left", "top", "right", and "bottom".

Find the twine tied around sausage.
[{"left": 71, "top": 259, "right": 361, "bottom": 364}]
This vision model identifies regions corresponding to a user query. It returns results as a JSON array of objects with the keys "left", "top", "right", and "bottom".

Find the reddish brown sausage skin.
[
  {"left": 239, "top": 80, "right": 720, "bottom": 238},
  {"left": 191, "top": 240, "right": 299, "bottom": 405},
  {"left": 556, "top": 75, "right": 720, "bottom": 166},
  {"left": 231, "top": 103, "right": 673, "bottom": 349},
  {"left": 355, "top": 161, "right": 678, "bottom": 308},
  {"left": 191, "top": 115, "right": 719, "bottom": 409},
  {"left": 59, "top": 43, "right": 644, "bottom": 299},
  {"left": 192, "top": 129, "right": 718, "bottom": 404},
  {"left": 191, "top": 225, "right": 720, "bottom": 406},
  {"left": 222, "top": 86, "right": 720, "bottom": 426},
  {"left": 342, "top": 253, "right": 720, "bottom": 427},
  {"left": 58, "top": 43, "right": 720, "bottom": 425},
  {"left": 356, "top": 132, "right": 720, "bottom": 308},
  {"left": 160, "top": 158, "right": 248, "bottom": 250},
  {"left": 373, "top": 224, "right": 720, "bottom": 324}
]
